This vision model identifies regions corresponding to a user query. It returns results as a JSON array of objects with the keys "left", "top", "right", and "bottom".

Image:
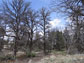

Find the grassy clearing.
[
  {"left": 51, "top": 50, "right": 67, "bottom": 55},
  {"left": 1, "top": 51, "right": 84, "bottom": 63},
  {"left": 38, "top": 53, "right": 84, "bottom": 63}
]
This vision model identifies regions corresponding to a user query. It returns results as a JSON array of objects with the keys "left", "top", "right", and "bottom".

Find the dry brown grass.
[
  {"left": 37, "top": 54, "right": 84, "bottom": 63},
  {"left": 1, "top": 51, "right": 84, "bottom": 63}
]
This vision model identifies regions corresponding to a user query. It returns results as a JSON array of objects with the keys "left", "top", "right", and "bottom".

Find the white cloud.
[
  {"left": 50, "top": 19, "right": 61, "bottom": 28},
  {"left": 50, "top": 18, "right": 65, "bottom": 31}
]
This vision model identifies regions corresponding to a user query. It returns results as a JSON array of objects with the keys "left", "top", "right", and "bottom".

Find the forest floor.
[{"left": 1, "top": 50, "right": 84, "bottom": 63}]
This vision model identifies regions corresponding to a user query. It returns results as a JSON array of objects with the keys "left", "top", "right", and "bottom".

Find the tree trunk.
[
  {"left": 14, "top": 37, "right": 18, "bottom": 57},
  {"left": 44, "top": 19, "right": 46, "bottom": 54}
]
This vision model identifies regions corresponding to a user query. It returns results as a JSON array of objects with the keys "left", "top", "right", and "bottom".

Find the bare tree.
[
  {"left": 27, "top": 10, "right": 38, "bottom": 53},
  {"left": 2, "top": 0, "right": 30, "bottom": 56},
  {"left": 39, "top": 8, "right": 51, "bottom": 54},
  {"left": 20, "top": 8, "right": 39, "bottom": 54},
  {"left": 51, "top": 0, "right": 84, "bottom": 54}
]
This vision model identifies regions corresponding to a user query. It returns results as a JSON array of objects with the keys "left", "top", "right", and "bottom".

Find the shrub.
[
  {"left": 0, "top": 54, "right": 15, "bottom": 61},
  {"left": 5, "top": 54, "right": 15, "bottom": 60},
  {"left": 26, "top": 52, "right": 36, "bottom": 57},
  {"left": 0, "top": 55, "right": 6, "bottom": 61}
]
